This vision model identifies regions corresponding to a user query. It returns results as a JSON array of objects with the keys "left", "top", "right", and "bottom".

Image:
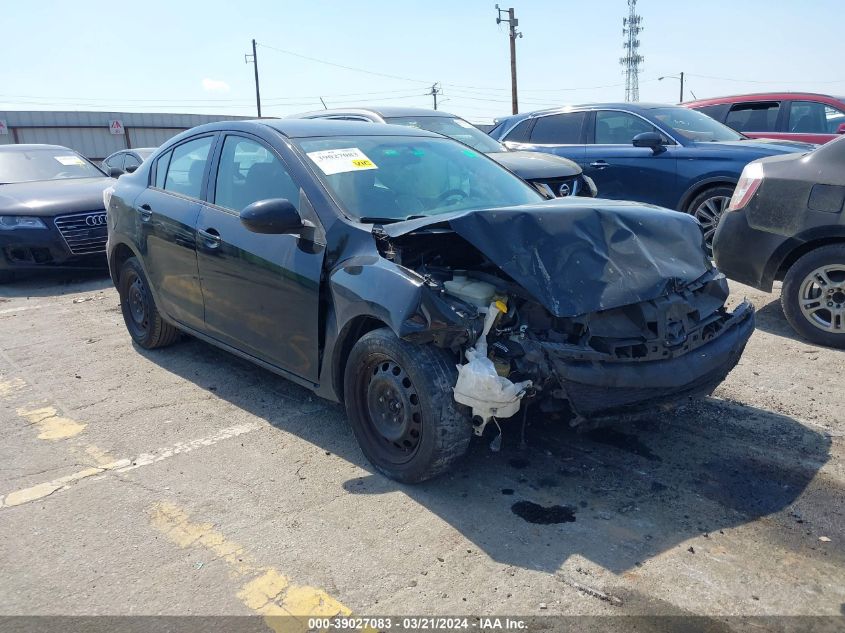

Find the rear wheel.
[
  {"left": 118, "top": 257, "right": 180, "bottom": 349},
  {"left": 687, "top": 185, "right": 734, "bottom": 256},
  {"left": 782, "top": 244, "right": 845, "bottom": 349},
  {"left": 343, "top": 328, "right": 472, "bottom": 483}
]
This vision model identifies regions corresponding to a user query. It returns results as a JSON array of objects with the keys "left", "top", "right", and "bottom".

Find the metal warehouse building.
[{"left": 0, "top": 111, "right": 250, "bottom": 161}]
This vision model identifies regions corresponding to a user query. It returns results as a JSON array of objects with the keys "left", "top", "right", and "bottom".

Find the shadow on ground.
[
  {"left": 0, "top": 269, "right": 111, "bottom": 299},
  {"left": 140, "top": 333, "right": 837, "bottom": 578}
]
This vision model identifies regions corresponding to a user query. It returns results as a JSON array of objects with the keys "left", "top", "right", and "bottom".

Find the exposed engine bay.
[{"left": 374, "top": 206, "right": 755, "bottom": 431}]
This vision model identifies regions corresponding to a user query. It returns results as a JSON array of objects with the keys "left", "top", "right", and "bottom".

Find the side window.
[
  {"left": 124, "top": 153, "right": 141, "bottom": 170},
  {"left": 503, "top": 119, "right": 533, "bottom": 143},
  {"left": 214, "top": 136, "right": 300, "bottom": 213},
  {"left": 162, "top": 136, "right": 214, "bottom": 199},
  {"left": 695, "top": 103, "right": 729, "bottom": 122},
  {"left": 594, "top": 111, "right": 658, "bottom": 144},
  {"left": 105, "top": 153, "right": 125, "bottom": 170},
  {"left": 529, "top": 112, "right": 586, "bottom": 144},
  {"left": 154, "top": 150, "right": 172, "bottom": 189},
  {"left": 725, "top": 102, "right": 780, "bottom": 132},
  {"left": 788, "top": 101, "right": 845, "bottom": 134}
]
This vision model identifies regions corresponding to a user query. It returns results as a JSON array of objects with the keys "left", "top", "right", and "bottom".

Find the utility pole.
[
  {"left": 679, "top": 71, "right": 684, "bottom": 103},
  {"left": 244, "top": 39, "right": 262, "bottom": 117},
  {"left": 659, "top": 72, "right": 685, "bottom": 103},
  {"left": 495, "top": 5, "right": 522, "bottom": 115},
  {"left": 429, "top": 83, "right": 441, "bottom": 110},
  {"left": 620, "top": 0, "right": 644, "bottom": 102}
]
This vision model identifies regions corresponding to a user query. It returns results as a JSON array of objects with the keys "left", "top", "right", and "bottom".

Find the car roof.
[
  {"left": 683, "top": 92, "right": 845, "bottom": 107},
  {"left": 180, "top": 118, "right": 444, "bottom": 139},
  {"left": 0, "top": 143, "right": 72, "bottom": 153},
  {"left": 293, "top": 106, "right": 460, "bottom": 119},
  {"left": 504, "top": 103, "right": 678, "bottom": 120}
]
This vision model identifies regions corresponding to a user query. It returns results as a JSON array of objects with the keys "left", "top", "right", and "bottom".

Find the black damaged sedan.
[
  {"left": 106, "top": 120, "right": 754, "bottom": 483},
  {"left": 0, "top": 144, "right": 113, "bottom": 282}
]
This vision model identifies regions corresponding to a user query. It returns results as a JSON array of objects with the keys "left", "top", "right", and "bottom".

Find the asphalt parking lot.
[{"left": 1, "top": 271, "right": 843, "bottom": 625}]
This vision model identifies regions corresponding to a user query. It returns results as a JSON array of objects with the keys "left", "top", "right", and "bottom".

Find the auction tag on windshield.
[
  {"left": 55, "top": 155, "right": 85, "bottom": 166},
  {"left": 306, "top": 148, "right": 377, "bottom": 175}
]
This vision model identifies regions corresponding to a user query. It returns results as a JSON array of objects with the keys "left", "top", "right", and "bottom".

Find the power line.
[{"left": 257, "top": 42, "right": 433, "bottom": 85}]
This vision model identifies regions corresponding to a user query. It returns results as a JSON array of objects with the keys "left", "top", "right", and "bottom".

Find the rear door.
[
  {"left": 195, "top": 133, "right": 325, "bottom": 381},
  {"left": 582, "top": 110, "right": 677, "bottom": 207},
  {"left": 133, "top": 134, "right": 215, "bottom": 330},
  {"left": 502, "top": 111, "right": 587, "bottom": 163}
]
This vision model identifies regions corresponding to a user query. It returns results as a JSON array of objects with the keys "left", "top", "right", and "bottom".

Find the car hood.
[
  {"left": 689, "top": 138, "right": 816, "bottom": 156},
  {"left": 487, "top": 151, "right": 582, "bottom": 179},
  {"left": 0, "top": 177, "right": 114, "bottom": 216},
  {"left": 382, "top": 198, "right": 711, "bottom": 317}
]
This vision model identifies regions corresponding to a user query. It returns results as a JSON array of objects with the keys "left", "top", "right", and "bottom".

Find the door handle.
[
  {"left": 197, "top": 227, "right": 221, "bottom": 248},
  {"left": 138, "top": 203, "right": 152, "bottom": 220},
  {"left": 589, "top": 161, "right": 609, "bottom": 169}
]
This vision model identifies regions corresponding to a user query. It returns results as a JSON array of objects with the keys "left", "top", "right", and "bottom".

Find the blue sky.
[{"left": 3, "top": 0, "right": 842, "bottom": 123}]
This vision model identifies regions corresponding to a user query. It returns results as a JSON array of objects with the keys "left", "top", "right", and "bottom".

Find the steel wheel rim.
[
  {"left": 358, "top": 355, "right": 423, "bottom": 465},
  {"left": 694, "top": 195, "right": 730, "bottom": 249},
  {"left": 798, "top": 264, "right": 845, "bottom": 333},
  {"left": 125, "top": 273, "right": 150, "bottom": 335}
]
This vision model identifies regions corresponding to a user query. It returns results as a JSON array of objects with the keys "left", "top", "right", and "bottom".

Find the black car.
[
  {"left": 101, "top": 148, "right": 157, "bottom": 177},
  {"left": 0, "top": 144, "right": 113, "bottom": 282},
  {"left": 107, "top": 119, "right": 754, "bottom": 483},
  {"left": 291, "top": 107, "right": 597, "bottom": 198},
  {"left": 713, "top": 136, "right": 845, "bottom": 348}
]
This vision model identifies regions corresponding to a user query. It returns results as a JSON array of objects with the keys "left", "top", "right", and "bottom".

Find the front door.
[
  {"left": 135, "top": 134, "right": 216, "bottom": 330},
  {"left": 195, "top": 133, "right": 324, "bottom": 382},
  {"left": 582, "top": 110, "right": 677, "bottom": 208}
]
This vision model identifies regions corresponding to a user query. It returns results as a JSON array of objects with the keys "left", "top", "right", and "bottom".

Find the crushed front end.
[{"left": 376, "top": 200, "right": 756, "bottom": 428}]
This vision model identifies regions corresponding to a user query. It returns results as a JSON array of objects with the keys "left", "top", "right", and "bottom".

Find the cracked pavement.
[{"left": 0, "top": 270, "right": 843, "bottom": 623}]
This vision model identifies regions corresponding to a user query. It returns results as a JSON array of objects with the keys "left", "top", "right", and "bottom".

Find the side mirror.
[
  {"left": 240, "top": 198, "right": 304, "bottom": 234},
  {"left": 125, "top": 164, "right": 139, "bottom": 174},
  {"left": 837, "top": 123, "right": 845, "bottom": 135},
  {"left": 108, "top": 166, "right": 125, "bottom": 178},
  {"left": 632, "top": 132, "right": 665, "bottom": 150}
]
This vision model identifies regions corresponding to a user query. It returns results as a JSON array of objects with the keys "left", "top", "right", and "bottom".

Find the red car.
[{"left": 684, "top": 92, "right": 845, "bottom": 145}]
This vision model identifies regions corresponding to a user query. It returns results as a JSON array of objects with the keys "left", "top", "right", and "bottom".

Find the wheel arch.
[
  {"left": 771, "top": 234, "right": 845, "bottom": 283},
  {"left": 330, "top": 315, "right": 391, "bottom": 404},
  {"left": 108, "top": 239, "right": 141, "bottom": 287},
  {"left": 678, "top": 177, "right": 738, "bottom": 212}
]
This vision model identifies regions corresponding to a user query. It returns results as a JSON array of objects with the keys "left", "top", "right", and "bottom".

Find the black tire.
[
  {"left": 781, "top": 244, "right": 845, "bottom": 349},
  {"left": 117, "top": 256, "right": 180, "bottom": 349},
  {"left": 687, "top": 185, "right": 734, "bottom": 256},
  {"left": 343, "top": 327, "right": 472, "bottom": 483}
]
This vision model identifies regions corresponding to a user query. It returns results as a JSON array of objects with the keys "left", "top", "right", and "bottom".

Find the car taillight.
[{"left": 728, "top": 162, "right": 764, "bottom": 211}]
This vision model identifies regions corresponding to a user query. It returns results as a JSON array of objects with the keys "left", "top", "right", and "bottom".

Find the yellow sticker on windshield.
[{"left": 307, "top": 148, "right": 378, "bottom": 175}]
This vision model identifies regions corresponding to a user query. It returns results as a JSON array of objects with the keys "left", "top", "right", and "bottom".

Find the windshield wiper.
[{"left": 358, "top": 216, "right": 402, "bottom": 224}]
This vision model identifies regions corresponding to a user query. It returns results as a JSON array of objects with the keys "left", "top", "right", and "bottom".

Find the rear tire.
[
  {"left": 781, "top": 244, "right": 845, "bottom": 349},
  {"left": 343, "top": 327, "right": 472, "bottom": 483},
  {"left": 687, "top": 185, "right": 734, "bottom": 256},
  {"left": 118, "top": 256, "right": 180, "bottom": 349}
]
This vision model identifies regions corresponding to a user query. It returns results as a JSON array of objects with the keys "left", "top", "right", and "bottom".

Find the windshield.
[
  {"left": 297, "top": 135, "right": 542, "bottom": 222},
  {"left": 0, "top": 148, "right": 104, "bottom": 183},
  {"left": 384, "top": 116, "right": 505, "bottom": 153},
  {"left": 651, "top": 107, "right": 744, "bottom": 142}
]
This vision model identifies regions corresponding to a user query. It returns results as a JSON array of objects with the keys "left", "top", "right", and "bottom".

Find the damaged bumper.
[{"left": 544, "top": 301, "right": 754, "bottom": 419}]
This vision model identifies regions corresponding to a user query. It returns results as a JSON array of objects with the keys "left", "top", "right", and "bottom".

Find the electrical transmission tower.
[{"left": 620, "top": 0, "right": 644, "bottom": 102}]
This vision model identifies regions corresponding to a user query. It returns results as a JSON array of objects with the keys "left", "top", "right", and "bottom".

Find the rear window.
[
  {"left": 529, "top": 112, "right": 585, "bottom": 144},
  {"left": 502, "top": 119, "right": 533, "bottom": 143}
]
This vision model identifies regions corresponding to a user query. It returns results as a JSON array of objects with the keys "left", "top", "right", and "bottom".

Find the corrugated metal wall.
[{"left": 0, "top": 111, "right": 252, "bottom": 160}]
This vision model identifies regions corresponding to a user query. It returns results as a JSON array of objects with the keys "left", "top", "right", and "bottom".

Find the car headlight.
[{"left": 0, "top": 216, "right": 48, "bottom": 230}]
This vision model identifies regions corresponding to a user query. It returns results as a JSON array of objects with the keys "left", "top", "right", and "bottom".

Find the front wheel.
[
  {"left": 781, "top": 244, "right": 845, "bottom": 349},
  {"left": 343, "top": 328, "right": 472, "bottom": 483},
  {"left": 687, "top": 185, "right": 734, "bottom": 256}
]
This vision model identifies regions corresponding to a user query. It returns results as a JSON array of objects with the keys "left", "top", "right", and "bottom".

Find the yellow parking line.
[
  {"left": 150, "top": 502, "right": 351, "bottom": 629},
  {"left": 0, "top": 376, "right": 26, "bottom": 398},
  {"left": 17, "top": 405, "right": 86, "bottom": 440}
]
